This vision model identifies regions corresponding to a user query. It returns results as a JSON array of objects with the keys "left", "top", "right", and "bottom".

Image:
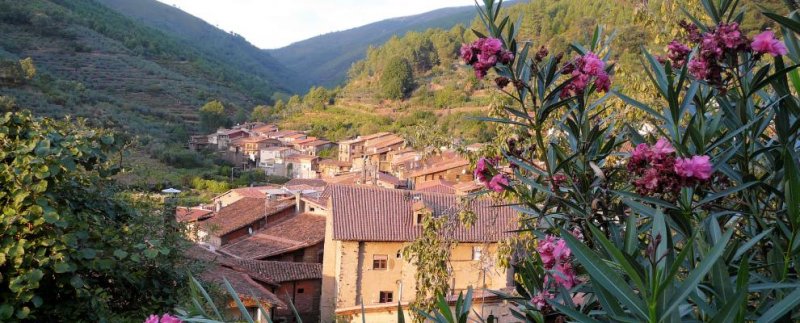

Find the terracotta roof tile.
[
  {"left": 234, "top": 259, "right": 322, "bottom": 283},
  {"left": 221, "top": 213, "right": 326, "bottom": 259},
  {"left": 415, "top": 179, "right": 456, "bottom": 194},
  {"left": 409, "top": 153, "right": 470, "bottom": 178},
  {"left": 186, "top": 245, "right": 284, "bottom": 307},
  {"left": 202, "top": 197, "right": 295, "bottom": 236},
  {"left": 176, "top": 207, "right": 213, "bottom": 222},
  {"left": 284, "top": 178, "right": 327, "bottom": 188},
  {"left": 330, "top": 184, "right": 517, "bottom": 242}
]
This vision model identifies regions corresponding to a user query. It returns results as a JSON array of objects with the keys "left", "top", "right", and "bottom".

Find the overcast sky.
[{"left": 155, "top": 0, "right": 472, "bottom": 49}]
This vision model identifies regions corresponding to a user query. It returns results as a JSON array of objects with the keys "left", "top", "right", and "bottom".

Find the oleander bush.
[{"left": 454, "top": 0, "right": 800, "bottom": 322}]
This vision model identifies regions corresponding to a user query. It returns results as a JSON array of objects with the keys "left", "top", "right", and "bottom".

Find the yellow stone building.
[{"left": 319, "top": 184, "right": 520, "bottom": 322}]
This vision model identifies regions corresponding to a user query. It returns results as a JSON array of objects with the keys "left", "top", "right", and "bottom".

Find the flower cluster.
[
  {"left": 627, "top": 138, "right": 713, "bottom": 196},
  {"left": 560, "top": 52, "right": 611, "bottom": 98},
  {"left": 145, "top": 314, "right": 182, "bottom": 323},
  {"left": 460, "top": 37, "right": 514, "bottom": 78},
  {"left": 474, "top": 157, "right": 509, "bottom": 193},
  {"left": 531, "top": 233, "right": 580, "bottom": 310},
  {"left": 665, "top": 21, "right": 786, "bottom": 89},
  {"left": 752, "top": 30, "right": 788, "bottom": 57}
]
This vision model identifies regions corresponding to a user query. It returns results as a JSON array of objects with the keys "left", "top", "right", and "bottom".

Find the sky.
[{"left": 155, "top": 0, "right": 472, "bottom": 49}]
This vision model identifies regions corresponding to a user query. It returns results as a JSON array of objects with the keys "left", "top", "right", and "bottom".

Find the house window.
[
  {"left": 472, "top": 246, "right": 483, "bottom": 261},
  {"left": 415, "top": 212, "right": 424, "bottom": 225},
  {"left": 373, "top": 254, "right": 388, "bottom": 270},
  {"left": 379, "top": 291, "right": 393, "bottom": 303},
  {"left": 297, "top": 288, "right": 305, "bottom": 294}
]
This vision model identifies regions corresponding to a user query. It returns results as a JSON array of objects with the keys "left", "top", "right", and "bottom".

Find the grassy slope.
[{"left": 0, "top": 0, "right": 294, "bottom": 141}]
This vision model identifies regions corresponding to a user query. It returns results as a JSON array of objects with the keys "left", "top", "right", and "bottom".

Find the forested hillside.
[
  {"left": 269, "top": 5, "right": 478, "bottom": 90},
  {"left": 0, "top": 0, "right": 294, "bottom": 142},
  {"left": 266, "top": 0, "right": 786, "bottom": 145}
]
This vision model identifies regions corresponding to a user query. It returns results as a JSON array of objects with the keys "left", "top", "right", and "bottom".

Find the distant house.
[
  {"left": 387, "top": 149, "right": 421, "bottom": 179},
  {"left": 209, "top": 128, "right": 249, "bottom": 150},
  {"left": 212, "top": 185, "right": 280, "bottom": 208},
  {"left": 337, "top": 132, "right": 394, "bottom": 163},
  {"left": 259, "top": 147, "right": 300, "bottom": 177},
  {"left": 241, "top": 136, "right": 282, "bottom": 161},
  {"left": 281, "top": 133, "right": 308, "bottom": 145},
  {"left": 188, "top": 135, "right": 210, "bottom": 151},
  {"left": 298, "top": 139, "right": 335, "bottom": 156},
  {"left": 360, "top": 134, "right": 405, "bottom": 172},
  {"left": 197, "top": 197, "right": 296, "bottom": 247},
  {"left": 251, "top": 124, "right": 279, "bottom": 136},
  {"left": 319, "top": 185, "right": 519, "bottom": 322},
  {"left": 407, "top": 151, "right": 472, "bottom": 188},
  {"left": 175, "top": 206, "right": 214, "bottom": 240},
  {"left": 233, "top": 122, "right": 266, "bottom": 131},
  {"left": 267, "top": 130, "right": 303, "bottom": 141},
  {"left": 284, "top": 154, "right": 319, "bottom": 179},
  {"left": 323, "top": 170, "right": 405, "bottom": 189},
  {"left": 318, "top": 159, "right": 352, "bottom": 177}
]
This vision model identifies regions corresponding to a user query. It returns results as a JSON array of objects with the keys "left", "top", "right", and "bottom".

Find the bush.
[
  {"left": 0, "top": 110, "right": 191, "bottom": 321},
  {"left": 380, "top": 57, "right": 414, "bottom": 99},
  {"left": 446, "top": 1, "right": 800, "bottom": 322}
]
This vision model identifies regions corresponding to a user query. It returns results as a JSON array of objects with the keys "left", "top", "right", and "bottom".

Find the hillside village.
[{"left": 179, "top": 123, "right": 511, "bottom": 322}]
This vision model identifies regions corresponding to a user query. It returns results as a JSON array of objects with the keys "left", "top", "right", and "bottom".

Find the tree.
[
  {"left": 250, "top": 105, "right": 271, "bottom": 122},
  {"left": 198, "top": 100, "right": 228, "bottom": 132},
  {"left": 0, "top": 110, "right": 191, "bottom": 321},
  {"left": 18, "top": 58, "right": 35, "bottom": 80},
  {"left": 380, "top": 57, "right": 414, "bottom": 100}
]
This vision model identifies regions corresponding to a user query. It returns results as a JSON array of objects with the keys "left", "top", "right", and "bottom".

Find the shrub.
[
  {"left": 380, "top": 56, "right": 414, "bottom": 99},
  {"left": 450, "top": 0, "right": 800, "bottom": 322}
]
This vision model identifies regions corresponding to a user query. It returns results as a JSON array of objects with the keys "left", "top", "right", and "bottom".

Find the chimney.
[
  {"left": 295, "top": 192, "right": 304, "bottom": 213},
  {"left": 215, "top": 201, "right": 222, "bottom": 212}
]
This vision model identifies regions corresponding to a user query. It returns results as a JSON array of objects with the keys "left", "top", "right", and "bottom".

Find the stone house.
[
  {"left": 259, "top": 147, "right": 300, "bottom": 177},
  {"left": 235, "top": 259, "right": 323, "bottom": 323},
  {"left": 337, "top": 132, "right": 393, "bottom": 163},
  {"left": 407, "top": 151, "right": 472, "bottom": 188},
  {"left": 318, "top": 159, "right": 352, "bottom": 178},
  {"left": 241, "top": 136, "right": 282, "bottom": 162},
  {"left": 209, "top": 128, "right": 249, "bottom": 150},
  {"left": 284, "top": 154, "right": 319, "bottom": 179},
  {"left": 297, "top": 139, "right": 335, "bottom": 156},
  {"left": 319, "top": 185, "right": 519, "bottom": 322},
  {"left": 252, "top": 124, "right": 279, "bottom": 136}
]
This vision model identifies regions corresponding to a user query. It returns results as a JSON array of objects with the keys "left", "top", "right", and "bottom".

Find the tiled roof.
[
  {"left": 293, "top": 137, "right": 319, "bottom": 145},
  {"left": 360, "top": 132, "right": 392, "bottom": 141},
  {"left": 319, "top": 159, "right": 352, "bottom": 167},
  {"left": 234, "top": 259, "right": 322, "bottom": 283},
  {"left": 252, "top": 124, "right": 278, "bottom": 133},
  {"left": 186, "top": 245, "right": 284, "bottom": 307},
  {"left": 284, "top": 178, "right": 327, "bottom": 188},
  {"left": 215, "top": 185, "right": 279, "bottom": 200},
  {"left": 284, "top": 154, "right": 318, "bottom": 161},
  {"left": 221, "top": 213, "right": 326, "bottom": 259},
  {"left": 300, "top": 139, "right": 332, "bottom": 148},
  {"left": 452, "top": 181, "right": 483, "bottom": 193},
  {"left": 201, "top": 197, "right": 295, "bottom": 236},
  {"left": 415, "top": 179, "right": 456, "bottom": 194},
  {"left": 176, "top": 207, "right": 213, "bottom": 222},
  {"left": 409, "top": 152, "right": 470, "bottom": 177},
  {"left": 329, "top": 184, "right": 517, "bottom": 242}
]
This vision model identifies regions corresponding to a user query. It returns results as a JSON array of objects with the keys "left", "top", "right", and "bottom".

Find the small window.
[
  {"left": 379, "top": 291, "right": 394, "bottom": 303},
  {"left": 297, "top": 288, "right": 305, "bottom": 294},
  {"left": 373, "top": 254, "right": 388, "bottom": 270},
  {"left": 472, "top": 246, "right": 483, "bottom": 261},
  {"left": 415, "top": 212, "right": 424, "bottom": 225}
]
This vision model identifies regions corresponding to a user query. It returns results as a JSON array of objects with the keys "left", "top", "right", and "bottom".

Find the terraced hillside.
[{"left": 0, "top": 0, "right": 294, "bottom": 141}]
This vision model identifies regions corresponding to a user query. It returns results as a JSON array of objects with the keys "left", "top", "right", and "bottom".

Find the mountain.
[
  {"left": 269, "top": 5, "right": 478, "bottom": 90},
  {"left": 95, "top": 0, "right": 305, "bottom": 93},
  {"left": 0, "top": 0, "right": 298, "bottom": 142}
]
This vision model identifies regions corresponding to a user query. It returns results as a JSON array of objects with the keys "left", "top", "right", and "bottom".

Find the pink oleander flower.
[
  {"left": 651, "top": 138, "right": 675, "bottom": 159},
  {"left": 717, "top": 23, "right": 746, "bottom": 49},
  {"left": 594, "top": 73, "right": 611, "bottom": 93},
  {"left": 581, "top": 53, "right": 605, "bottom": 75},
  {"left": 487, "top": 174, "right": 509, "bottom": 192},
  {"left": 145, "top": 315, "right": 160, "bottom": 323},
  {"left": 752, "top": 30, "right": 788, "bottom": 57},
  {"left": 666, "top": 40, "right": 691, "bottom": 67},
  {"left": 160, "top": 314, "right": 182, "bottom": 323},
  {"left": 674, "top": 155, "right": 713, "bottom": 180},
  {"left": 688, "top": 58, "right": 711, "bottom": 80},
  {"left": 461, "top": 37, "right": 513, "bottom": 78},
  {"left": 531, "top": 291, "right": 554, "bottom": 310},
  {"left": 474, "top": 157, "right": 491, "bottom": 183},
  {"left": 551, "top": 262, "right": 579, "bottom": 289}
]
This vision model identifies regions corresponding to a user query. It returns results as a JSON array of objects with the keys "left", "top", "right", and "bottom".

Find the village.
[{"left": 179, "top": 123, "right": 518, "bottom": 322}]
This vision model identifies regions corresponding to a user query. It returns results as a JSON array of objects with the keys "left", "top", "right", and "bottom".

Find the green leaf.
[
  {"left": 756, "top": 286, "right": 800, "bottom": 323},
  {"left": 70, "top": 275, "right": 84, "bottom": 289},
  {"left": 764, "top": 12, "right": 800, "bottom": 34},
  {"left": 661, "top": 230, "right": 733, "bottom": 321},
  {"left": 696, "top": 182, "right": 759, "bottom": 207},
  {"left": 587, "top": 224, "right": 647, "bottom": 296},
  {"left": 53, "top": 262, "right": 71, "bottom": 273},
  {"left": 143, "top": 249, "right": 159, "bottom": 259},
  {"left": 222, "top": 277, "right": 254, "bottom": 323},
  {"left": 562, "top": 232, "right": 648, "bottom": 319},
  {"left": 0, "top": 304, "right": 12, "bottom": 320},
  {"left": 398, "top": 302, "right": 406, "bottom": 323},
  {"left": 80, "top": 248, "right": 96, "bottom": 260},
  {"left": 546, "top": 300, "right": 601, "bottom": 323},
  {"left": 31, "top": 296, "right": 42, "bottom": 308},
  {"left": 113, "top": 249, "right": 128, "bottom": 260}
]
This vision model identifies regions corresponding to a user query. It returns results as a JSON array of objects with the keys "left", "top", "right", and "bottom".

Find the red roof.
[
  {"left": 329, "top": 184, "right": 517, "bottom": 242},
  {"left": 176, "top": 207, "right": 213, "bottom": 222},
  {"left": 202, "top": 197, "right": 295, "bottom": 236},
  {"left": 409, "top": 152, "right": 470, "bottom": 177},
  {"left": 186, "top": 245, "right": 284, "bottom": 307},
  {"left": 284, "top": 178, "right": 327, "bottom": 188},
  {"left": 415, "top": 179, "right": 456, "bottom": 194},
  {"left": 221, "top": 213, "right": 326, "bottom": 259},
  {"left": 234, "top": 259, "right": 322, "bottom": 283}
]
